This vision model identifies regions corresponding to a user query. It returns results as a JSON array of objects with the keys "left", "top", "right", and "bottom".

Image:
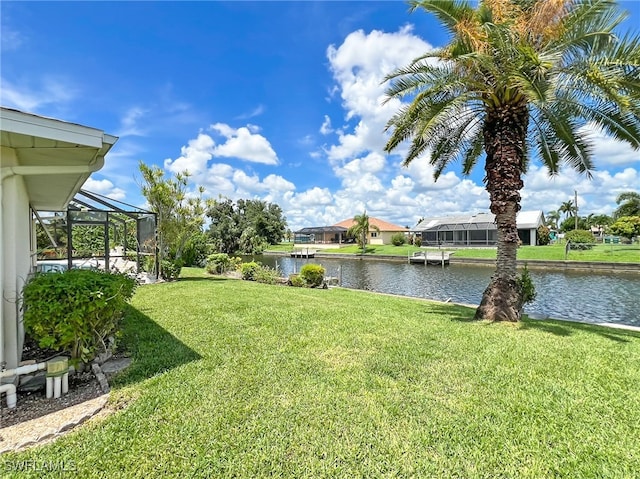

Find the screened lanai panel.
[{"left": 138, "top": 214, "right": 156, "bottom": 253}]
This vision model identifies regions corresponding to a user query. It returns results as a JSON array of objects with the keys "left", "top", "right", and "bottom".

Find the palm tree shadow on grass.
[
  {"left": 425, "top": 304, "right": 477, "bottom": 323},
  {"left": 110, "top": 304, "right": 202, "bottom": 388},
  {"left": 436, "top": 303, "right": 638, "bottom": 343},
  {"left": 521, "top": 319, "right": 637, "bottom": 343}
]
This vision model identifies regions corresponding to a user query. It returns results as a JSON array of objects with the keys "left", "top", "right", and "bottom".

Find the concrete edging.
[{"left": 265, "top": 250, "right": 640, "bottom": 273}]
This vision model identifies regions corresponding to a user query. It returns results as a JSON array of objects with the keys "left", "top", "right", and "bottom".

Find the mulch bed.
[{"left": 0, "top": 338, "right": 104, "bottom": 429}]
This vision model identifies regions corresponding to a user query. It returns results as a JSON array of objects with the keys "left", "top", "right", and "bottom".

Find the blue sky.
[{"left": 2, "top": 1, "right": 639, "bottom": 230}]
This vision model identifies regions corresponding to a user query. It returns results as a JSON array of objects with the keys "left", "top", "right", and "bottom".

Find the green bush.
[
  {"left": 537, "top": 225, "right": 551, "bottom": 246},
  {"left": 517, "top": 264, "right": 536, "bottom": 306},
  {"left": 22, "top": 269, "right": 136, "bottom": 363},
  {"left": 180, "top": 232, "right": 214, "bottom": 267},
  {"left": 565, "top": 229, "right": 595, "bottom": 250},
  {"left": 300, "top": 264, "right": 325, "bottom": 288},
  {"left": 241, "top": 261, "right": 262, "bottom": 281},
  {"left": 254, "top": 266, "right": 280, "bottom": 285},
  {"left": 206, "top": 253, "right": 232, "bottom": 274},
  {"left": 160, "top": 259, "right": 183, "bottom": 280},
  {"left": 391, "top": 232, "right": 407, "bottom": 246},
  {"left": 414, "top": 236, "right": 422, "bottom": 247},
  {"left": 288, "top": 274, "right": 305, "bottom": 287}
]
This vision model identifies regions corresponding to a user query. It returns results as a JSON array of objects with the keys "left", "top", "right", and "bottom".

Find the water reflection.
[{"left": 253, "top": 255, "right": 639, "bottom": 326}]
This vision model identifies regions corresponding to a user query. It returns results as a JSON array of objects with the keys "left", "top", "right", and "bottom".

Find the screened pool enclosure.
[{"left": 33, "top": 189, "right": 158, "bottom": 277}]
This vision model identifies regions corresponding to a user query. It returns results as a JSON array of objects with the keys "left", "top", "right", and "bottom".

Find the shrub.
[
  {"left": 241, "top": 261, "right": 261, "bottom": 281},
  {"left": 609, "top": 216, "right": 640, "bottom": 241},
  {"left": 391, "top": 232, "right": 407, "bottom": 246},
  {"left": 181, "top": 232, "right": 214, "bottom": 267},
  {"left": 22, "top": 270, "right": 136, "bottom": 364},
  {"left": 565, "top": 229, "right": 595, "bottom": 250},
  {"left": 254, "top": 266, "right": 280, "bottom": 285},
  {"left": 414, "top": 236, "right": 422, "bottom": 247},
  {"left": 517, "top": 264, "right": 536, "bottom": 306},
  {"left": 288, "top": 274, "right": 305, "bottom": 287},
  {"left": 300, "top": 263, "right": 325, "bottom": 288},
  {"left": 537, "top": 225, "right": 551, "bottom": 246},
  {"left": 206, "top": 253, "right": 232, "bottom": 274},
  {"left": 160, "top": 259, "right": 182, "bottom": 280}
]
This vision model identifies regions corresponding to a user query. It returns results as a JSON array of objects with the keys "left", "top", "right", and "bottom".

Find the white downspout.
[
  {"left": 0, "top": 362, "right": 47, "bottom": 408},
  {"left": 0, "top": 383, "right": 17, "bottom": 408},
  {"left": 0, "top": 362, "right": 47, "bottom": 379}
]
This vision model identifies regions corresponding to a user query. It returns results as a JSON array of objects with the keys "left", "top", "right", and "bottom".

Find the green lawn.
[
  {"left": 268, "top": 242, "right": 640, "bottom": 263},
  {"left": 7, "top": 268, "right": 640, "bottom": 477}
]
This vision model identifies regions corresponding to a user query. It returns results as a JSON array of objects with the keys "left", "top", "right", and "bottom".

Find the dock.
[
  {"left": 291, "top": 249, "right": 316, "bottom": 258},
  {"left": 409, "top": 251, "right": 453, "bottom": 266}
]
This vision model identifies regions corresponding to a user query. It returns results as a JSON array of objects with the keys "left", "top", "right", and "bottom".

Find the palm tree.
[
  {"left": 347, "top": 211, "right": 380, "bottom": 254},
  {"left": 546, "top": 210, "right": 560, "bottom": 230},
  {"left": 559, "top": 200, "right": 576, "bottom": 219},
  {"left": 613, "top": 191, "right": 640, "bottom": 218},
  {"left": 384, "top": 0, "right": 640, "bottom": 321}
]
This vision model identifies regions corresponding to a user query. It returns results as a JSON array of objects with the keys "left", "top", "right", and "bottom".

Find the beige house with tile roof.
[{"left": 334, "top": 217, "right": 409, "bottom": 245}]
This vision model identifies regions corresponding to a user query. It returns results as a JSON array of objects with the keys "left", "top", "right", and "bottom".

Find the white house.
[
  {"left": 1, "top": 107, "right": 117, "bottom": 384},
  {"left": 413, "top": 210, "right": 546, "bottom": 246}
]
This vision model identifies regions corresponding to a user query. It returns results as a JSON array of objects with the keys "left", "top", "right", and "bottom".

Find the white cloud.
[
  {"left": 0, "top": 76, "right": 77, "bottom": 112},
  {"left": 294, "top": 187, "right": 334, "bottom": 207},
  {"left": 116, "top": 107, "right": 148, "bottom": 137},
  {"left": 235, "top": 104, "right": 265, "bottom": 120},
  {"left": 84, "top": 177, "right": 126, "bottom": 201},
  {"left": 521, "top": 165, "right": 640, "bottom": 215},
  {"left": 164, "top": 133, "right": 215, "bottom": 175},
  {"left": 210, "top": 123, "right": 279, "bottom": 165},
  {"left": 1, "top": 26, "right": 23, "bottom": 51},
  {"left": 324, "top": 26, "right": 434, "bottom": 161},
  {"left": 320, "top": 115, "right": 333, "bottom": 135},
  {"left": 579, "top": 123, "right": 640, "bottom": 167}
]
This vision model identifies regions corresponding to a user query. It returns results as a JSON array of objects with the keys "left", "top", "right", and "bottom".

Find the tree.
[
  {"left": 383, "top": 0, "right": 640, "bottom": 321},
  {"left": 585, "top": 213, "right": 612, "bottom": 236},
  {"left": 559, "top": 216, "right": 587, "bottom": 233},
  {"left": 206, "top": 198, "right": 287, "bottom": 254},
  {"left": 613, "top": 191, "right": 640, "bottom": 219},
  {"left": 139, "top": 162, "right": 208, "bottom": 270},
  {"left": 347, "top": 211, "right": 380, "bottom": 253},
  {"left": 609, "top": 216, "right": 640, "bottom": 241},
  {"left": 545, "top": 210, "right": 560, "bottom": 230},
  {"left": 559, "top": 200, "right": 577, "bottom": 219}
]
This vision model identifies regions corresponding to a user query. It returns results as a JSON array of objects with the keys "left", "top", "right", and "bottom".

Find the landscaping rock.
[{"left": 100, "top": 357, "right": 132, "bottom": 375}]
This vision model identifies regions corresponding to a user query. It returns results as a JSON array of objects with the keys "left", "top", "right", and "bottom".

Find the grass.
[
  {"left": 267, "top": 242, "right": 640, "bottom": 263},
  {"left": 6, "top": 268, "right": 640, "bottom": 477}
]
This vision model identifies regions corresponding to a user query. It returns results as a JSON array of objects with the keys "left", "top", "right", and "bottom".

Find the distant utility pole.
[{"left": 574, "top": 190, "right": 579, "bottom": 230}]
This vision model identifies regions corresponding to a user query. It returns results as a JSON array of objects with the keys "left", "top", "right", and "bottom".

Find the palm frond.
[
  {"left": 534, "top": 103, "right": 595, "bottom": 176},
  {"left": 408, "top": 0, "right": 475, "bottom": 37},
  {"left": 429, "top": 111, "right": 484, "bottom": 178},
  {"left": 461, "top": 127, "right": 485, "bottom": 175}
]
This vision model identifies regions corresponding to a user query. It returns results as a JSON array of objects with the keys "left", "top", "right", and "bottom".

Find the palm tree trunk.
[{"left": 475, "top": 101, "right": 528, "bottom": 322}]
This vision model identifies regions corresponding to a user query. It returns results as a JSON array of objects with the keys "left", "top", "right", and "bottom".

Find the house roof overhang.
[{"left": 1, "top": 107, "right": 117, "bottom": 211}]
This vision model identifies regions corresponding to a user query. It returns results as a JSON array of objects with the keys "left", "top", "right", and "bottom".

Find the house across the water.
[
  {"left": 412, "top": 211, "right": 545, "bottom": 246},
  {"left": 294, "top": 217, "right": 409, "bottom": 246}
]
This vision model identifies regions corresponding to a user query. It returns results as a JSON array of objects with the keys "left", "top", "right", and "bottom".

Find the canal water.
[{"left": 252, "top": 255, "right": 640, "bottom": 327}]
